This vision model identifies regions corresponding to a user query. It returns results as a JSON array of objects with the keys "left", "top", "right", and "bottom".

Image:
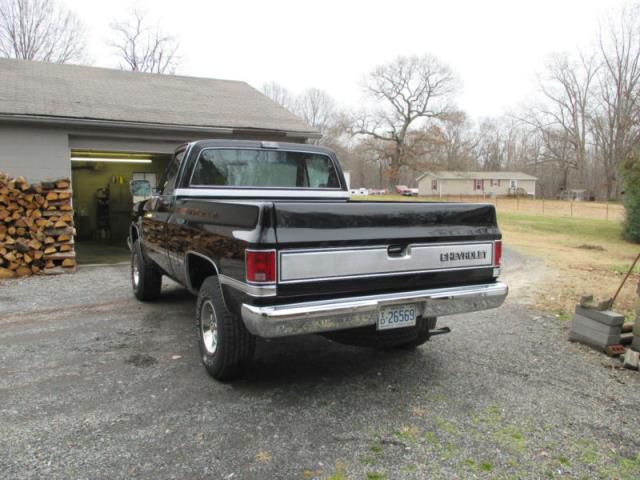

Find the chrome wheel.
[
  {"left": 132, "top": 253, "right": 140, "bottom": 288},
  {"left": 200, "top": 300, "right": 218, "bottom": 355}
]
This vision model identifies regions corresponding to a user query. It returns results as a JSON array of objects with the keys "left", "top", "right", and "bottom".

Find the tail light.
[
  {"left": 493, "top": 240, "right": 502, "bottom": 267},
  {"left": 246, "top": 250, "right": 276, "bottom": 284}
]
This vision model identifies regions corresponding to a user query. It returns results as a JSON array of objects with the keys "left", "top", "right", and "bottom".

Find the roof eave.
[{"left": 0, "top": 113, "right": 322, "bottom": 139}]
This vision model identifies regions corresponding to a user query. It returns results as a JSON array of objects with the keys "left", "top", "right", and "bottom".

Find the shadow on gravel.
[
  {"left": 153, "top": 287, "right": 194, "bottom": 303},
  {"left": 232, "top": 334, "right": 445, "bottom": 397}
]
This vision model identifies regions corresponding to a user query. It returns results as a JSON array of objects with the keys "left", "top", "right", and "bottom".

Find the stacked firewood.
[{"left": 0, "top": 172, "right": 76, "bottom": 278}]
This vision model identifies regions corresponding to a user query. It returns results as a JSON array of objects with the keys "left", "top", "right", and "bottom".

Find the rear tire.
[
  {"left": 323, "top": 317, "right": 437, "bottom": 350},
  {"left": 196, "top": 276, "right": 256, "bottom": 381},
  {"left": 131, "top": 240, "right": 162, "bottom": 301}
]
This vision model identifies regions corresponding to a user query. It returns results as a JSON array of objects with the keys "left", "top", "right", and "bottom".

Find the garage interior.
[{"left": 71, "top": 150, "right": 170, "bottom": 264}]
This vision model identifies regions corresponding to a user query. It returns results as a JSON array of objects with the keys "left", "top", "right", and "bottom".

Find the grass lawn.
[
  {"left": 497, "top": 212, "right": 626, "bottom": 246},
  {"left": 497, "top": 212, "right": 639, "bottom": 319}
]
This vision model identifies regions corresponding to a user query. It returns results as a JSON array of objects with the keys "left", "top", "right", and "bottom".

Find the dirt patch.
[
  {"left": 577, "top": 244, "right": 606, "bottom": 251},
  {"left": 501, "top": 227, "right": 639, "bottom": 319},
  {"left": 501, "top": 248, "right": 547, "bottom": 305},
  {"left": 125, "top": 353, "right": 158, "bottom": 367}
]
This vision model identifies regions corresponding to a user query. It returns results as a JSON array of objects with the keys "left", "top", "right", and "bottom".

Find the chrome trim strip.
[
  {"left": 176, "top": 141, "right": 196, "bottom": 187},
  {"left": 182, "top": 251, "right": 276, "bottom": 297},
  {"left": 277, "top": 265, "right": 496, "bottom": 284},
  {"left": 280, "top": 240, "right": 496, "bottom": 254},
  {"left": 278, "top": 241, "right": 497, "bottom": 284},
  {"left": 219, "top": 274, "right": 277, "bottom": 297},
  {"left": 241, "top": 282, "right": 508, "bottom": 338},
  {"left": 175, "top": 188, "right": 350, "bottom": 199}
]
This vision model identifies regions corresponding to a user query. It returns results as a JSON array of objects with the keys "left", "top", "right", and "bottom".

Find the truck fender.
[{"left": 184, "top": 251, "right": 228, "bottom": 308}]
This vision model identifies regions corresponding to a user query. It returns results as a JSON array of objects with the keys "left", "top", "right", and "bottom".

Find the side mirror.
[{"left": 130, "top": 179, "right": 152, "bottom": 201}]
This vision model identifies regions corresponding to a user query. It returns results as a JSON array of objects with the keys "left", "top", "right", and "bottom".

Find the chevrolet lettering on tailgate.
[{"left": 440, "top": 250, "right": 487, "bottom": 262}]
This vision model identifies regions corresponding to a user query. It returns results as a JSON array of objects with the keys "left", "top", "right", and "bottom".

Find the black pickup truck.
[{"left": 129, "top": 140, "right": 507, "bottom": 380}]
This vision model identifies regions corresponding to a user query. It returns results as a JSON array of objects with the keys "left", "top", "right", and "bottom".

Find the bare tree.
[
  {"left": 426, "top": 111, "right": 477, "bottom": 170},
  {"left": 0, "top": 0, "right": 85, "bottom": 63},
  {"left": 295, "top": 88, "right": 336, "bottom": 133},
  {"left": 544, "top": 54, "right": 596, "bottom": 183},
  {"left": 516, "top": 53, "right": 597, "bottom": 192},
  {"left": 474, "top": 118, "right": 510, "bottom": 171},
  {"left": 261, "top": 81, "right": 295, "bottom": 111},
  {"left": 591, "top": 6, "right": 640, "bottom": 198},
  {"left": 110, "top": 10, "right": 179, "bottom": 74},
  {"left": 350, "top": 54, "right": 458, "bottom": 186}
]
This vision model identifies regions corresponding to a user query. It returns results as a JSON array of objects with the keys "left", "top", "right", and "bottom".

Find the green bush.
[{"left": 622, "top": 158, "right": 640, "bottom": 243}]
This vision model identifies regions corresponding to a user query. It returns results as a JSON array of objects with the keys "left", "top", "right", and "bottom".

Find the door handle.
[{"left": 388, "top": 245, "right": 409, "bottom": 258}]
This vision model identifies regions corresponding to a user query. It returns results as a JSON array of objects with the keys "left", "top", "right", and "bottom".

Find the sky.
[{"left": 62, "top": 0, "right": 629, "bottom": 120}]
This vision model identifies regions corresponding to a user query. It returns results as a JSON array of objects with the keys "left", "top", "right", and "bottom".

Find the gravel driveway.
[{"left": 0, "top": 249, "right": 638, "bottom": 479}]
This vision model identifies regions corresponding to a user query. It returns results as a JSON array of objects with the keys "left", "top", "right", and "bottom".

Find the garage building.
[{"left": 0, "top": 58, "right": 318, "bottom": 264}]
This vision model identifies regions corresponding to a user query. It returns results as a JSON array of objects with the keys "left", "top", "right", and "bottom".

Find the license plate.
[{"left": 377, "top": 303, "right": 418, "bottom": 330}]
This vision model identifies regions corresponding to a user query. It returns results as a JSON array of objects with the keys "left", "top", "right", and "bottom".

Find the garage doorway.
[{"left": 70, "top": 150, "right": 171, "bottom": 264}]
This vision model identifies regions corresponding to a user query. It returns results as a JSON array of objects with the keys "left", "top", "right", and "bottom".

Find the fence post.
[
  {"left": 606, "top": 200, "right": 609, "bottom": 221},
  {"left": 517, "top": 196, "right": 519, "bottom": 211},
  {"left": 570, "top": 200, "right": 573, "bottom": 217},
  {"left": 542, "top": 198, "right": 545, "bottom": 215}
]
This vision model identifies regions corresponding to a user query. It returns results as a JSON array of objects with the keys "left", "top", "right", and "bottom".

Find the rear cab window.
[{"left": 189, "top": 149, "right": 341, "bottom": 189}]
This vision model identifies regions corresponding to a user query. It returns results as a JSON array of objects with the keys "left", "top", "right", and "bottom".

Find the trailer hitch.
[{"left": 429, "top": 326, "right": 451, "bottom": 336}]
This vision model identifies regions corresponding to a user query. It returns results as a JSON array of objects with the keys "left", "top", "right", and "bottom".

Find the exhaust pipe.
[{"left": 429, "top": 326, "right": 451, "bottom": 336}]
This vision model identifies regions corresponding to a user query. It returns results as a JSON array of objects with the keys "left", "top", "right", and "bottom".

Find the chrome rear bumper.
[{"left": 241, "top": 282, "right": 508, "bottom": 338}]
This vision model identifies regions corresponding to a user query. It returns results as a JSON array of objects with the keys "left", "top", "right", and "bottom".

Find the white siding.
[{"left": 0, "top": 124, "right": 70, "bottom": 182}]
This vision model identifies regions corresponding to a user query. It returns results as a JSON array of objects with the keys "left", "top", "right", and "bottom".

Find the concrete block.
[
  {"left": 569, "top": 330, "right": 621, "bottom": 351},
  {"left": 571, "top": 313, "right": 622, "bottom": 337},
  {"left": 633, "top": 321, "right": 640, "bottom": 336},
  {"left": 623, "top": 349, "right": 639, "bottom": 370},
  {"left": 632, "top": 335, "right": 640, "bottom": 352},
  {"left": 574, "top": 306, "right": 624, "bottom": 327}
]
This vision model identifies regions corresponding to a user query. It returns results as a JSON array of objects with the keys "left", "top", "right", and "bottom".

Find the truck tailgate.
[
  {"left": 271, "top": 201, "right": 501, "bottom": 299},
  {"left": 274, "top": 201, "right": 498, "bottom": 246}
]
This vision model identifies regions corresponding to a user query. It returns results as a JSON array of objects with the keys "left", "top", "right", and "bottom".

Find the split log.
[{"left": 0, "top": 171, "right": 75, "bottom": 278}]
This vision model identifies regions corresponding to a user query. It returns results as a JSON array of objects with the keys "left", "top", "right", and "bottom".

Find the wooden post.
[
  {"left": 570, "top": 200, "right": 573, "bottom": 217},
  {"left": 542, "top": 198, "right": 545, "bottom": 215},
  {"left": 606, "top": 200, "right": 609, "bottom": 221}
]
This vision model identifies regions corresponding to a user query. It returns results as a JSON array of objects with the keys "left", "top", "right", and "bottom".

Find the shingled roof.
[{"left": 0, "top": 58, "right": 319, "bottom": 138}]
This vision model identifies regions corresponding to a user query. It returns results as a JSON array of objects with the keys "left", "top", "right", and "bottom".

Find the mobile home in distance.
[{"left": 417, "top": 171, "right": 537, "bottom": 197}]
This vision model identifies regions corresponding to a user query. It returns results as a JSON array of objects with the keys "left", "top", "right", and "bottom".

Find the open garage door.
[{"left": 70, "top": 150, "right": 171, "bottom": 264}]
